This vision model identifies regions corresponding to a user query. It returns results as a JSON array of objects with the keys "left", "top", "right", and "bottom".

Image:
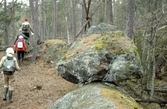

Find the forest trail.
[{"left": 0, "top": 51, "right": 78, "bottom": 109}]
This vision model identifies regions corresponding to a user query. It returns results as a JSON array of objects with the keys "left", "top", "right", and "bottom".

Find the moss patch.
[
  {"left": 62, "top": 34, "right": 100, "bottom": 60},
  {"left": 101, "top": 88, "right": 142, "bottom": 109},
  {"left": 95, "top": 31, "right": 137, "bottom": 54},
  {"left": 61, "top": 31, "right": 137, "bottom": 61},
  {"left": 39, "top": 39, "right": 68, "bottom": 62}
]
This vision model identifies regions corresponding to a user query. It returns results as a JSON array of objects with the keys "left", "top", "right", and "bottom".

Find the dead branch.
[
  {"left": 136, "top": 99, "right": 167, "bottom": 108},
  {"left": 136, "top": 99, "right": 167, "bottom": 105},
  {"left": 77, "top": 0, "right": 103, "bottom": 38},
  {"left": 145, "top": 88, "right": 167, "bottom": 93},
  {"left": 76, "top": 19, "right": 90, "bottom": 38}
]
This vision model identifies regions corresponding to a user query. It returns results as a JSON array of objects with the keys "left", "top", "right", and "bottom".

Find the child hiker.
[{"left": 0, "top": 47, "right": 20, "bottom": 103}]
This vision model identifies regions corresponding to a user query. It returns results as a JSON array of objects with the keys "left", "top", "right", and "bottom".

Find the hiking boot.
[
  {"left": 18, "top": 60, "right": 20, "bottom": 65},
  {"left": 3, "top": 87, "right": 8, "bottom": 101},
  {"left": 9, "top": 91, "right": 13, "bottom": 103},
  {"left": 22, "top": 58, "right": 24, "bottom": 63}
]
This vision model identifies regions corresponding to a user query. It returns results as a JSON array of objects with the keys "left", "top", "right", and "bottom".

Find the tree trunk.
[
  {"left": 150, "top": 44, "right": 156, "bottom": 99},
  {"left": 65, "top": 17, "right": 70, "bottom": 45},
  {"left": 4, "top": 0, "right": 9, "bottom": 45},
  {"left": 104, "top": 0, "right": 108, "bottom": 22},
  {"left": 125, "top": 0, "right": 135, "bottom": 40},
  {"left": 71, "top": 0, "right": 76, "bottom": 43},
  {"left": 83, "top": 0, "right": 91, "bottom": 31},
  {"left": 12, "top": 1, "right": 16, "bottom": 44},
  {"left": 80, "top": 0, "right": 85, "bottom": 35},
  {"left": 29, "top": 0, "right": 39, "bottom": 63},
  {"left": 53, "top": 0, "right": 57, "bottom": 39},
  {"left": 40, "top": 0, "right": 45, "bottom": 41},
  {"left": 76, "top": 0, "right": 103, "bottom": 39},
  {"left": 108, "top": 0, "right": 113, "bottom": 24},
  {"left": 101, "top": 0, "right": 105, "bottom": 22}
]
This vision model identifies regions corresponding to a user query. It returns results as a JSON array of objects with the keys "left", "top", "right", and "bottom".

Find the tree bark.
[
  {"left": 71, "top": 0, "right": 76, "bottom": 43},
  {"left": 4, "top": 0, "right": 9, "bottom": 45},
  {"left": 108, "top": 0, "right": 113, "bottom": 24},
  {"left": 150, "top": 43, "right": 156, "bottom": 99},
  {"left": 125, "top": 0, "right": 135, "bottom": 40},
  {"left": 53, "top": 0, "right": 57, "bottom": 39},
  {"left": 83, "top": 0, "right": 91, "bottom": 31},
  {"left": 80, "top": 0, "right": 85, "bottom": 35},
  {"left": 12, "top": 0, "right": 16, "bottom": 43},
  {"left": 76, "top": 0, "right": 103, "bottom": 39},
  {"left": 65, "top": 17, "right": 70, "bottom": 45},
  {"left": 29, "top": 0, "right": 39, "bottom": 63},
  {"left": 40, "top": 0, "right": 45, "bottom": 41}
]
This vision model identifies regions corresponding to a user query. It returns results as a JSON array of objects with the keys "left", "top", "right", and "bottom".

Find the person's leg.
[
  {"left": 17, "top": 51, "right": 21, "bottom": 65},
  {"left": 21, "top": 51, "right": 25, "bottom": 63},
  {"left": 3, "top": 74, "right": 9, "bottom": 101},
  {"left": 8, "top": 75, "right": 15, "bottom": 103},
  {"left": 3, "top": 87, "right": 8, "bottom": 101}
]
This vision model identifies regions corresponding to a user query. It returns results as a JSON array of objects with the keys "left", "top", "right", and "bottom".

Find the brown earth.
[{"left": 0, "top": 51, "right": 78, "bottom": 109}]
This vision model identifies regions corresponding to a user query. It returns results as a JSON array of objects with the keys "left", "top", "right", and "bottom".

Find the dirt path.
[{"left": 0, "top": 51, "right": 78, "bottom": 109}]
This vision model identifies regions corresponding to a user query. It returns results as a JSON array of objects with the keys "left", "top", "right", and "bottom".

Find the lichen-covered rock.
[
  {"left": 82, "top": 23, "right": 118, "bottom": 37},
  {"left": 48, "top": 83, "right": 142, "bottom": 109},
  {"left": 56, "top": 23, "right": 143, "bottom": 99},
  {"left": 37, "top": 39, "right": 68, "bottom": 63},
  {"left": 56, "top": 30, "right": 143, "bottom": 84}
]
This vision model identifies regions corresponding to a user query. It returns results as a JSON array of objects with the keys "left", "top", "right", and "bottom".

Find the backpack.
[
  {"left": 22, "top": 24, "right": 29, "bottom": 31},
  {"left": 17, "top": 39, "right": 24, "bottom": 48},
  {"left": 3, "top": 56, "right": 15, "bottom": 75}
]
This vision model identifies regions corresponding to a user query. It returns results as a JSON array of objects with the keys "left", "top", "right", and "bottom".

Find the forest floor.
[{"left": 0, "top": 51, "right": 78, "bottom": 109}]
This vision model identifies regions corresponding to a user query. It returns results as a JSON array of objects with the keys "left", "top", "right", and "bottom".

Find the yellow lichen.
[
  {"left": 101, "top": 88, "right": 142, "bottom": 109},
  {"left": 61, "top": 55, "right": 67, "bottom": 61},
  {"left": 95, "top": 32, "right": 137, "bottom": 55},
  {"left": 61, "top": 35, "right": 99, "bottom": 61},
  {"left": 61, "top": 32, "right": 138, "bottom": 61}
]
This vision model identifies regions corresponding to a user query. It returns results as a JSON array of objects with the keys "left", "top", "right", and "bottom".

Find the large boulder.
[
  {"left": 56, "top": 24, "right": 143, "bottom": 85},
  {"left": 48, "top": 83, "right": 142, "bottom": 109}
]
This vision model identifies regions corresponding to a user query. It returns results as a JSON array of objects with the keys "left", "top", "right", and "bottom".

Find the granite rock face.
[
  {"left": 48, "top": 83, "right": 142, "bottom": 109},
  {"left": 49, "top": 23, "right": 144, "bottom": 109},
  {"left": 37, "top": 39, "right": 68, "bottom": 63},
  {"left": 56, "top": 23, "right": 143, "bottom": 85}
]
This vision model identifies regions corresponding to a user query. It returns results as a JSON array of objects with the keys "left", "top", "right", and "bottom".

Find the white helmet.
[{"left": 6, "top": 47, "right": 14, "bottom": 55}]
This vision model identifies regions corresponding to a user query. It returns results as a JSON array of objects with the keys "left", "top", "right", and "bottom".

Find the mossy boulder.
[
  {"left": 37, "top": 39, "right": 68, "bottom": 63},
  {"left": 48, "top": 83, "right": 142, "bottom": 109},
  {"left": 56, "top": 23, "right": 143, "bottom": 100}
]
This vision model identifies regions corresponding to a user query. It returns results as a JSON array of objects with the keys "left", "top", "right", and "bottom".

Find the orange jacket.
[{"left": 14, "top": 38, "right": 27, "bottom": 52}]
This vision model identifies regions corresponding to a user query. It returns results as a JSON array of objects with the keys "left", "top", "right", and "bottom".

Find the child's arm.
[
  {"left": 14, "top": 58, "right": 20, "bottom": 70},
  {"left": 0, "top": 56, "right": 5, "bottom": 68}
]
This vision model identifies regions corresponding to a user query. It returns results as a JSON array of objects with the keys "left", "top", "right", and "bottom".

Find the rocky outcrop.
[
  {"left": 48, "top": 83, "right": 142, "bottom": 109},
  {"left": 56, "top": 24, "right": 143, "bottom": 86},
  {"left": 49, "top": 23, "right": 144, "bottom": 109},
  {"left": 37, "top": 39, "right": 68, "bottom": 63}
]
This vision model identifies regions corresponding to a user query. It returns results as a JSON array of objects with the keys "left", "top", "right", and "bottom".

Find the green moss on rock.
[
  {"left": 95, "top": 31, "right": 137, "bottom": 54},
  {"left": 61, "top": 31, "right": 137, "bottom": 61},
  {"left": 101, "top": 88, "right": 142, "bottom": 109}
]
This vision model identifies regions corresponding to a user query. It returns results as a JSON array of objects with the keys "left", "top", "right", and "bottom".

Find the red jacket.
[{"left": 14, "top": 38, "right": 27, "bottom": 52}]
